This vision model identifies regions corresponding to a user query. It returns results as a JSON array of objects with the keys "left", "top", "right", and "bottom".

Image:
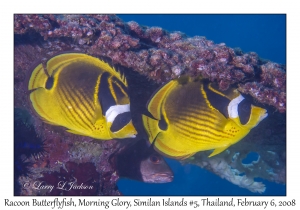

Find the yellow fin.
[
  {"left": 176, "top": 153, "right": 196, "bottom": 160},
  {"left": 29, "top": 88, "right": 55, "bottom": 123},
  {"left": 153, "top": 135, "right": 196, "bottom": 160},
  {"left": 147, "top": 80, "right": 177, "bottom": 119},
  {"left": 41, "top": 119, "right": 60, "bottom": 126},
  {"left": 28, "top": 63, "right": 48, "bottom": 90},
  {"left": 142, "top": 115, "right": 161, "bottom": 143},
  {"left": 208, "top": 146, "right": 230, "bottom": 157}
]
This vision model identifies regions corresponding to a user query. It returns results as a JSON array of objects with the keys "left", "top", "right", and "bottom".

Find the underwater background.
[
  {"left": 13, "top": 14, "right": 286, "bottom": 196},
  {"left": 116, "top": 14, "right": 286, "bottom": 196}
]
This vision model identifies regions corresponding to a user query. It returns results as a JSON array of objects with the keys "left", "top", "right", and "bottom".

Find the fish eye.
[
  {"left": 149, "top": 155, "right": 161, "bottom": 164},
  {"left": 110, "top": 112, "right": 132, "bottom": 132}
]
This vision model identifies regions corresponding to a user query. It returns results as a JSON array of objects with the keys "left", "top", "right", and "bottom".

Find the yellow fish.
[
  {"left": 142, "top": 76, "right": 268, "bottom": 159},
  {"left": 28, "top": 53, "right": 137, "bottom": 140}
]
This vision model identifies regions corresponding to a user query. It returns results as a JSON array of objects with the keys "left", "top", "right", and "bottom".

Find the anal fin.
[
  {"left": 177, "top": 152, "right": 196, "bottom": 160},
  {"left": 66, "top": 129, "right": 87, "bottom": 136}
]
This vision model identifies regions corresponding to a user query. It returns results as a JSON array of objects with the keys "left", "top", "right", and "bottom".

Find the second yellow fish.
[
  {"left": 142, "top": 77, "right": 268, "bottom": 159},
  {"left": 28, "top": 53, "right": 137, "bottom": 140}
]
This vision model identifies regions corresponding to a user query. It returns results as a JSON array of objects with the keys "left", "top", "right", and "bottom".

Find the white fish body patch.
[
  {"left": 105, "top": 104, "right": 130, "bottom": 123},
  {"left": 228, "top": 95, "right": 245, "bottom": 119}
]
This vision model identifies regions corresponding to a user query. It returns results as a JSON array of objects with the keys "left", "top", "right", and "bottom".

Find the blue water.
[{"left": 117, "top": 14, "right": 286, "bottom": 196}]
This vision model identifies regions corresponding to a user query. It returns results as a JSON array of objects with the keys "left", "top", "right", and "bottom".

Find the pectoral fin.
[{"left": 28, "top": 64, "right": 49, "bottom": 90}]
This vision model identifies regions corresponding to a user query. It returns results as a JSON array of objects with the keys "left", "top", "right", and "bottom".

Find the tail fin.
[
  {"left": 146, "top": 80, "right": 176, "bottom": 120},
  {"left": 28, "top": 64, "right": 48, "bottom": 90}
]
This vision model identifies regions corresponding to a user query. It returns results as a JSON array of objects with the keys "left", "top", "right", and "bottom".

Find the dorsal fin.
[{"left": 97, "top": 55, "right": 128, "bottom": 87}]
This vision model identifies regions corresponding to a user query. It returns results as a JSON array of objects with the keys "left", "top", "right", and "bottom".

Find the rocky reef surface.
[{"left": 15, "top": 14, "right": 286, "bottom": 112}]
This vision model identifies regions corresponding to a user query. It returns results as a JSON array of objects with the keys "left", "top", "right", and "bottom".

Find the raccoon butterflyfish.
[
  {"left": 142, "top": 76, "right": 268, "bottom": 159},
  {"left": 28, "top": 53, "right": 137, "bottom": 140}
]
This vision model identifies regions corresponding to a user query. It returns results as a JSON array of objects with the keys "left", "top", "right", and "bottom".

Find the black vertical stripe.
[
  {"left": 202, "top": 82, "right": 230, "bottom": 118},
  {"left": 98, "top": 72, "right": 117, "bottom": 115},
  {"left": 238, "top": 98, "right": 251, "bottom": 125},
  {"left": 110, "top": 112, "right": 131, "bottom": 132}
]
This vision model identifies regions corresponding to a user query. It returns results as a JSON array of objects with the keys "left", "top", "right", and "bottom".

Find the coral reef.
[
  {"left": 15, "top": 14, "right": 286, "bottom": 112},
  {"left": 14, "top": 108, "right": 121, "bottom": 196},
  {"left": 14, "top": 108, "right": 44, "bottom": 195},
  {"left": 14, "top": 14, "right": 286, "bottom": 195},
  {"left": 14, "top": 108, "right": 47, "bottom": 160}
]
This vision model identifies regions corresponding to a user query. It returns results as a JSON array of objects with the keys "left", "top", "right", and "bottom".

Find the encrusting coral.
[{"left": 15, "top": 14, "right": 286, "bottom": 112}]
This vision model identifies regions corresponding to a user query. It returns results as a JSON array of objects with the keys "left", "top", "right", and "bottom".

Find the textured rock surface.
[{"left": 14, "top": 14, "right": 286, "bottom": 112}]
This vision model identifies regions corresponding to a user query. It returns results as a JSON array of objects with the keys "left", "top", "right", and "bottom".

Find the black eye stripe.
[
  {"left": 238, "top": 99, "right": 252, "bottom": 125},
  {"left": 202, "top": 82, "right": 230, "bottom": 118},
  {"left": 110, "top": 112, "right": 132, "bottom": 132}
]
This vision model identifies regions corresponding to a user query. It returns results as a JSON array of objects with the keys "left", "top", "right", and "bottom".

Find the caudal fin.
[
  {"left": 142, "top": 115, "right": 160, "bottom": 144},
  {"left": 146, "top": 80, "right": 176, "bottom": 120},
  {"left": 28, "top": 63, "right": 49, "bottom": 90}
]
